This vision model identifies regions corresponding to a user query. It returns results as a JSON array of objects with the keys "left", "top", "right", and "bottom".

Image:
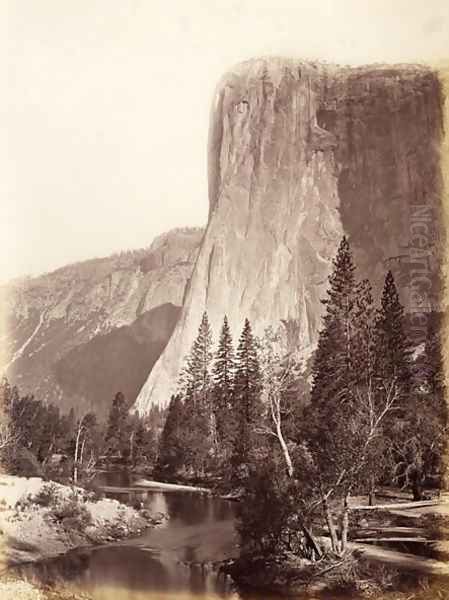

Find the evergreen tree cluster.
[
  {"left": 155, "top": 237, "right": 446, "bottom": 558},
  {"left": 156, "top": 314, "right": 264, "bottom": 481},
  {"left": 236, "top": 236, "right": 447, "bottom": 558},
  {"left": 0, "top": 378, "right": 160, "bottom": 483},
  {"left": 0, "top": 235, "right": 445, "bottom": 563}
]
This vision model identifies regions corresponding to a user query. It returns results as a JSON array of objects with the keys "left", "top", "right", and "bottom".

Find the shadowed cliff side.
[
  {"left": 1, "top": 228, "right": 203, "bottom": 416},
  {"left": 54, "top": 303, "right": 180, "bottom": 419},
  {"left": 135, "top": 58, "right": 444, "bottom": 411}
]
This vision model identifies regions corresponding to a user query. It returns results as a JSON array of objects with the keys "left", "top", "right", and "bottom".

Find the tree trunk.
[
  {"left": 369, "top": 474, "right": 375, "bottom": 506},
  {"left": 340, "top": 495, "right": 349, "bottom": 552},
  {"left": 276, "top": 420, "right": 294, "bottom": 477},
  {"left": 74, "top": 423, "right": 83, "bottom": 485},
  {"left": 129, "top": 431, "right": 135, "bottom": 464},
  {"left": 412, "top": 471, "right": 423, "bottom": 501},
  {"left": 80, "top": 437, "right": 86, "bottom": 466},
  {"left": 323, "top": 496, "right": 340, "bottom": 554},
  {"left": 300, "top": 521, "right": 322, "bottom": 560}
]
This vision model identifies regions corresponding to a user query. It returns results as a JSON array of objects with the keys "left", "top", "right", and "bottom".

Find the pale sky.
[{"left": 2, "top": 0, "right": 449, "bottom": 282}]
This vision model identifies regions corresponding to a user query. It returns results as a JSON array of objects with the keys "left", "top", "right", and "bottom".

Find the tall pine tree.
[
  {"left": 373, "top": 270, "right": 411, "bottom": 478},
  {"left": 156, "top": 394, "right": 185, "bottom": 477},
  {"left": 179, "top": 312, "right": 214, "bottom": 476},
  {"left": 308, "top": 241, "right": 382, "bottom": 484},
  {"left": 418, "top": 320, "right": 447, "bottom": 486},
  {"left": 374, "top": 270, "right": 411, "bottom": 404},
  {"left": 105, "top": 392, "right": 130, "bottom": 459},
  {"left": 408, "top": 322, "right": 448, "bottom": 494},
  {"left": 307, "top": 238, "right": 399, "bottom": 551},
  {"left": 180, "top": 312, "right": 214, "bottom": 404},
  {"left": 231, "top": 318, "right": 262, "bottom": 477},
  {"left": 212, "top": 315, "right": 235, "bottom": 449},
  {"left": 310, "top": 236, "right": 359, "bottom": 410},
  {"left": 374, "top": 277, "right": 443, "bottom": 499}
]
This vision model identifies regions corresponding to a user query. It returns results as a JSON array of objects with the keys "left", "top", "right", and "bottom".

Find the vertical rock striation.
[{"left": 135, "top": 58, "right": 444, "bottom": 411}]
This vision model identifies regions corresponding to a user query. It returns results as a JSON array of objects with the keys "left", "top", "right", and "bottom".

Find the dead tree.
[
  {"left": 256, "top": 324, "right": 322, "bottom": 558},
  {"left": 316, "top": 377, "right": 400, "bottom": 556},
  {"left": 256, "top": 357, "right": 295, "bottom": 477},
  {"left": 73, "top": 413, "right": 97, "bottom": 485}
]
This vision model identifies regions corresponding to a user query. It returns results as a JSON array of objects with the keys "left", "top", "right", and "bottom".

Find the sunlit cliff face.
[{"left": 135, "top": 58, "right": 446, "bottom": 412}]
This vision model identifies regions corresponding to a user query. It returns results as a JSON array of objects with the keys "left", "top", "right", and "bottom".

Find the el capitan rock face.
[
  {"left": 1, "top": 227, "right": 203, "bottom": 418},
  {"left": 134, "top": 58, "right": 444, "bottom": 411}
]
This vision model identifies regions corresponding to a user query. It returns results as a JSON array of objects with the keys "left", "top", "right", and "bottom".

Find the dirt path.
[{"left": 351, "top": 541, "right": 449, "bottom": 576}]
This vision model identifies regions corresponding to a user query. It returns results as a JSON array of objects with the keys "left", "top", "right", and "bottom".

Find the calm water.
[
  {"left": 21, "top": 471, "right": 374, "bottom": 599},
  {"left": 20, "top": 471, "right": 252, "bottom": 600},
  {"left": 18, "top": 472, "right": 427, "bottom": 599}
]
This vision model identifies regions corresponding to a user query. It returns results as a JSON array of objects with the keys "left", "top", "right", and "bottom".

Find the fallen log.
[
  {"left": 350, "top": 542, "right": 449, "bottom": 575},
  {"left": 133, "top": 479, "right": 211, "bottom": 494},
  {"left": 387, "top": 510, "right": 422, "bottom": 520},
  {"left": 351, "top": 526, "right": 423, "bottom": 537},
  {"left": 352, "top": 537, "right": 434, "bottom": 544},
  {"left": 350, "top": 500, "right": 439, "bottom": 511},
  {"left": 318, "top": 536, "right": 449, "bottom": 575}
]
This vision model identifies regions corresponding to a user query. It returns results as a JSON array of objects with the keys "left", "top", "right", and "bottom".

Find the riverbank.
[
  {"left": 0, "top": 573, "right": 93, "bottom": 600},
  {"left": 0, "top": 474, "right": 159, "bottom": 565},
  {"left": 222, "top": 551, "right": 439, "bottom": 599}
]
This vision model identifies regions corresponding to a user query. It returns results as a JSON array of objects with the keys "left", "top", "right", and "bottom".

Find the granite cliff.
[
  {"left": 135, "top": 58, "right": 444, "bottom": 411},
  {"left": 1, "top": 227, "right": 203, "bottom": 418}
]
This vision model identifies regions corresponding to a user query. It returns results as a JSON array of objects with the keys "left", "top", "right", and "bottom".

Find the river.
[
  {"left": 15, "top": 472, "right": 440, "bottom": 599},
  {"left": 19, "top": 471, "right": 262, "bottom": 600}
]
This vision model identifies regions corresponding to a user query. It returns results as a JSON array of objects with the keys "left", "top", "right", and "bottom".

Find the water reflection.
[
  {"left": 21, "top": 474, "right": 243, "bottom": 599},
  {"left": 21, "top": 545, "right": 240, "bottom": 600},
  {"left": 17, "top": 471, "right": 449, "bottom": 600}
]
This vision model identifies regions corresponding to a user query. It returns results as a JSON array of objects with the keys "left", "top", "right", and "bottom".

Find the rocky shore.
[
  {"left": 0, "top": 474, "right": 160, "bottom": 598},
  {"left": 0, "top": 574, "right": 92, "bottom": 600}
]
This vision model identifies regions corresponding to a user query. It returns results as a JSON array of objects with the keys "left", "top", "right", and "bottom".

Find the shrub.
[
  {"left": 53, "top": 493, "right": 92, "bottom": 531},
  {"left": 4, "top": 446, "right": 44, "bottom": 478},
  {"left": 33, "top": 482, "right": 60, "bottom": 507},
  {"left": 84, "top": 481, "right": 104, "bottom": 502}
]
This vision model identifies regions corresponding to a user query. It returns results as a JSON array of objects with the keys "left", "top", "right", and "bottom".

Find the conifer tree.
[
  {"left": 178, "top": 312, "right": 214, "bottom": 475},
  {"left": 308, "top": 236, "right": 363, "bottom": 474},
  {"left": 0, "top": 376, "right": 11, "bottom": 410},
  {"left": 181, "top": 312, "right": 214, "bottom": 404},
  {"left": 310, "top": 236, "right": 359, "bottom": 410},
  {"left": 372, "top": 271, "right": 412, "bottom": 487},
  {"left": 232, "top": 318, "right": 262, "bottom": 475},
  {"left": 411, "top": 324, "right": 447, "bottom": 489},
  {"left": 420, "top": 320, "right": 446, "bottom": 413},
  {"left": 156, "top": 394, "right": 185, "bottom": 476},
  {"left": 307, "top": 240, "right": 403, "bottom": 551},
  {"left": 0, "top": 377, "right": 17, "bottom": 457},
  {"left": 105, "top": 391, "right": 130, "bottom": 459},
  {"left": 388, "top": 308, "right": 446, "bottom": 499},
  {"left": 374, "top": 270, "right": 411, "bottom": 397},
  {"left": 133, "top": 420, "right": 148, "bottom": 464},
  {"left": 212, "top": 315, "right": 235, "bottom": 448}
]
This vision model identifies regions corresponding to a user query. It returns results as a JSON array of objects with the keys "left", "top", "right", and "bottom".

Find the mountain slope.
[
  {"left": 1, "top": 227, "right": 203, "bottom": 417},
  {"left": 135, "top": 58, "right": 444, "bottom": 411},
  {"left": 53, "top": 303, "right": 180, "bottom": 418}
]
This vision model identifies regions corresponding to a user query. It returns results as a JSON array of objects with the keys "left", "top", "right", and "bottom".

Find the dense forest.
[
  {"left": 1, "top": 236, "right": 446, "bottom": 564},
  {"left": 0, "top": 378, "right": 163, "bottom": 486},
  {"left": 156, "top": 236, "right": 447, "bottom": 558}
]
